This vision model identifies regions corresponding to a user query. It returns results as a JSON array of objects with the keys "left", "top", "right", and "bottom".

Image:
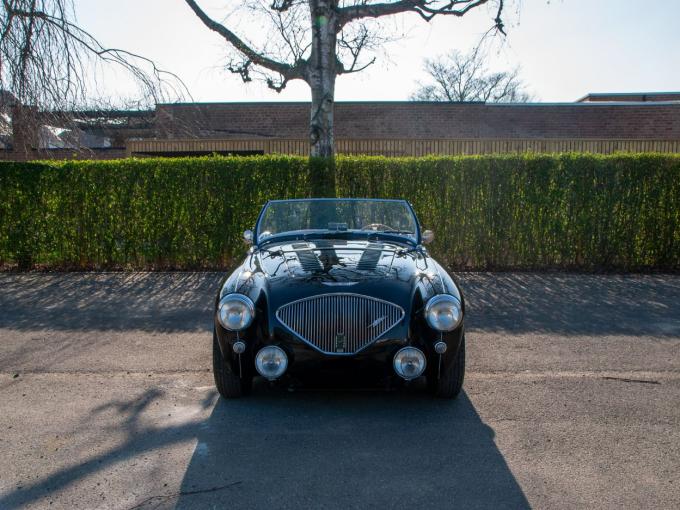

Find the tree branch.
[
  {"left": 270, "top": 0, "right": 298, "bottom": 12},
  {"left": 494, "top": 0, "right": 505, "bottom": 35},
  {"left": 410, "top": 47, "right": 531, "bottom": 103},
  {"left": 337, "top": 23, "right": 377, "bottom": 74},
  {"left": 2, "top": 0, "right": 188, "bottom": 106},
  {"left": 183, "top": 0, "right": 306, "bottom": 83},
  {"left": 339, "top": 0, "right": 492, "bottom": 25}
]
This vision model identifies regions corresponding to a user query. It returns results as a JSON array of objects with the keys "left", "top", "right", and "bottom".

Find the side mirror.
[
  {"left": 422, "top": 229, "right": 434, "bottom": 245},
  {"left": 243, "top": 229, "right": 254, "bottom": 245}
]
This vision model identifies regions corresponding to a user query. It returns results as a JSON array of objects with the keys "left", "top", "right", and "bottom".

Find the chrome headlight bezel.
[
  {"left": 393, "top": 346, "right": 427, "bottom": 380},
  {"left": 424, "top": 294, "right": 463, "bottom": 332},
  {"left": 255, "top": 345, "right": 288, "bottom": 380},
  {"left": 217, "top": 294, "right": 255, "bottom": 331}
]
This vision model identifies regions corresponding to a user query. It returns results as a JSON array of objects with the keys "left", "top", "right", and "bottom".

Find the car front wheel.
[
  {"left": 213, "top": 329, "right": 252, "bottom": 398},
  {"left": 428, "top": 335, "right": 465, "bottom": 399}
]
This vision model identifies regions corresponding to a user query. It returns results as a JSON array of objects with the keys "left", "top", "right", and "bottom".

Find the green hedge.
[{"left": 1, "top": 154, "right": 679, "bottom": 271}]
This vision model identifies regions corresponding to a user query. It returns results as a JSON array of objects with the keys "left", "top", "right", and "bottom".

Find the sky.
[{"left": 75, "top": 0, "right": 680, "bottom": 103}]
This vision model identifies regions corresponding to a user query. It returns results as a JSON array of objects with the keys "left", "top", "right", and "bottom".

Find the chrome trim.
[
  {"left": 255, "top": 346, "right": 288, "bottom": 380},
  {"left": 276, "top": 293, "right": 405, "bottom": 356},
  {"left": 393, "top": 346, "right": 427, "bottom": 380},
  {"left": 218, "top": 294, "right": 255, "bottom": 331},
  {"left": 424, "top": 294, "right": 462, "bottom": 332}
]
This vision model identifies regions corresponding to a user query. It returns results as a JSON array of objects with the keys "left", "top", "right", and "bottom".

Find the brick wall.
[
  {"left": 3, "top": 100, "right": 679, "bottom": 161},
  {"left": 156, "top": 101, "right": 680, "bottom": 140}
]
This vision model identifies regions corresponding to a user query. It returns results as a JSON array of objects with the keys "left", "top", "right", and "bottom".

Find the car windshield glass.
[{"left": 256, "top": 199, "right": 418, "bottom": 243}]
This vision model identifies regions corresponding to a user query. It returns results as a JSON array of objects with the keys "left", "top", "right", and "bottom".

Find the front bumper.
[{"left": 215, "top": 320, "right": 464, "bottom": 382}]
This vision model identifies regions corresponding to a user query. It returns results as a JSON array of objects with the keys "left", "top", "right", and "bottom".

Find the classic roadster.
[{"left": 213, "top": 198, "right": 466, "bottom": 398}]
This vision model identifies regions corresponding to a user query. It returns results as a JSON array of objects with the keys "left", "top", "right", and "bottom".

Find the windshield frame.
[{"left": 253, "top": 198, "right": 422, "bottom": 247}]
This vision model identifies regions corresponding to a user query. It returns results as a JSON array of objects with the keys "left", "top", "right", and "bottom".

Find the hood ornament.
[{"left": 368, "top": 316, "right": 387, "bottom": 329}]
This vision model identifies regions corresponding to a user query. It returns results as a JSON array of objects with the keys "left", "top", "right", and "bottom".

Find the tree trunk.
[{"left": 308, "top": 0, "right": 337, "bottom": 158}]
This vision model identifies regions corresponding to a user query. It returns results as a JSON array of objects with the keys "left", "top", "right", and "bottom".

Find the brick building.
[{"left": 1, "top": 92, "right": 679, "bottom": 160}]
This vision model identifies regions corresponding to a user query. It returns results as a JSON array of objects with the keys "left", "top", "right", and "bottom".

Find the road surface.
[{"left": 0, "top": 272, "right": 679, "bottom": 509}]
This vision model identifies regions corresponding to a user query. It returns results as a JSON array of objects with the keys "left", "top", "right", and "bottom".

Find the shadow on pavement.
[
  {"left": 0, "top": 386, "right": 213, "bottom": 510},
  {"left": 175, "top": 380, "right": 530, "bottom": 509},
  {"left": 462, "top": 273, "right": 680, "bottom": 336},
  {"left": 2, "top": 272, "right": 680, "bottom": 336},
  {"left": 0, "top": 380, "right": 529, "bottom": 510},
  {"left": 0, "top": 272, "right": 223, "bottom": 333}
]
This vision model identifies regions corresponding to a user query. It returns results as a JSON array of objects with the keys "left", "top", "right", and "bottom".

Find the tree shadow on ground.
[
  {"left": 0, "top": 272, "right": 223, "bottom": 333},
  {"left": 0, "top": 379, "right": 529, "bottom": 510},
  {"left": 3, "top": 272, "right": 680, "bottom": 336},
  {"left": 174, "top": 377, "right": 529, "bottom": 510},
  {"left": 0, "top": 386, "right": 212, "bottom": 510},
  {"left": 461, "top": 272, "right": 680, "bottom": 336}
]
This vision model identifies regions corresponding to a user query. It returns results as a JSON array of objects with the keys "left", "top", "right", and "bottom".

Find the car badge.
[
  {"left": 335, "top": 332, "right": 346, "bottom": 353},
  {"left": 368, "top": 316, "right": 387, "bottom": 329}
]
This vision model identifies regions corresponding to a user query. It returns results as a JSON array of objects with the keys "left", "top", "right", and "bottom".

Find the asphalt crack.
[
  {"left": 126, "top": 481, "right": 243, "bottom": 509},
  {"left": 601, "top": 376, "right": 661, "bottom": 385}
]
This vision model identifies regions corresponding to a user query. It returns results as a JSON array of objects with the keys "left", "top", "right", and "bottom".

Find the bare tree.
[
  {"left": 184, "top": 0, "right": 506, "bottom": 157},
  {"left": 410, "top": 47, "right": 531, "bottom": 102},
  {"left": 2, "top": 1, "right": 508, "bottom": 159},
  {"left": 0, "top": 0, "right": 185, "bottom": 154}
]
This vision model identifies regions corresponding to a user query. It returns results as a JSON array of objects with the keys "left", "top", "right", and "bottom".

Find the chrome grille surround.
[{"left": 275, "top": 293, "right": 405, "bottom": 355}]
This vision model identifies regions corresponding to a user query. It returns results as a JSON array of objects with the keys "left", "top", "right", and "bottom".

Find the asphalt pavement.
[{"left": 0, "top": 272, "right": 679, "bottom": 509}]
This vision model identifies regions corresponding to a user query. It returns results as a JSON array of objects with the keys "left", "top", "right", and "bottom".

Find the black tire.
[
  {"left": 428, "top": 335, "right": 465, "bottom": 399},
  {"left": 213, "top": 330, "right": 251, "bottom": 398}
]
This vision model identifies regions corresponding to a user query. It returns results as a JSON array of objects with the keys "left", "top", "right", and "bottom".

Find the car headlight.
[
  {"left": 425, "top": 294, "right": 462, "bottom": 331},
  {"left": 393, "top": 347, "right": 427, "bottom": 380},
  {"left": 218, "top": 294, "right": 255, "bottom": 331},
  {"left": 255, "top": 346, "right": 288, "bottom": 380}
]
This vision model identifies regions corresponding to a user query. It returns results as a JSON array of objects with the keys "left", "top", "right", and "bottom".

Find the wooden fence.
[{"left": 127, "top": 138, "right": 680, "bottom": 157}]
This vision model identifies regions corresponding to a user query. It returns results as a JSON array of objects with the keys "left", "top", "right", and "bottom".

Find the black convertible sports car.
[{"left": 213, "top": 198, "right": 466, "bottom": 398}]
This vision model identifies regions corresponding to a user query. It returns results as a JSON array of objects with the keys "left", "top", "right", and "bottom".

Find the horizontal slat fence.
[{"left": 127, "top": 138, "right": 680, "bottom": 157}]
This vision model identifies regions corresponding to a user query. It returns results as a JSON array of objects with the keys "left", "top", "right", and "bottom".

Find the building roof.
[{"left": 577, "top": 92, "right": 680, "bottom": 103}]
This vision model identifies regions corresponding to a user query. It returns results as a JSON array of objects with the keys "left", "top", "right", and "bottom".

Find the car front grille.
[{"left": 276, "top": 293, "right": 405, "bottom": 355}]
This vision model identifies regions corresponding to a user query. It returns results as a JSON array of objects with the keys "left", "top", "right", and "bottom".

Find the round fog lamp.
[
  {"left": 393, "top": 347, "right": 426, "bottom": 380},
  {"left": 255, "top": 346, "right": 288, "bottom": 380}
]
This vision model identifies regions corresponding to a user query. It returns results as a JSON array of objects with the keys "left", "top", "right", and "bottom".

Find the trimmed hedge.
[{"left": 1, "top": 154, "right": 679, "bottom": 271}]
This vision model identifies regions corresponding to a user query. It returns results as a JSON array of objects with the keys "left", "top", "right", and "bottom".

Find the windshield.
[{"left": 256, "top": 199, "right": 419, "bottom": 244}]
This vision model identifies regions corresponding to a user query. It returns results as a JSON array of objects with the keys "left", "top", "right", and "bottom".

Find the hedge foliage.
[{"left": 1, "top": 153, "right": 679, "bottom": 271}]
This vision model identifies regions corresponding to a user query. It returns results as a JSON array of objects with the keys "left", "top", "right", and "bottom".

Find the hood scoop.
[
  {"left": 356, "top": 244, "right": 384, "bottom": 271},
  {"left": 273, "top": 241, "right": 396, "bottom": 277},
  {"left": 291, "top": 243, "right": 323, "bottom": 273}
]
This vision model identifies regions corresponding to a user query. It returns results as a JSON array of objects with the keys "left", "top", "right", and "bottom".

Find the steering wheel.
[{"left": 361, "top": 223, "right": 397, "bottom": 232}]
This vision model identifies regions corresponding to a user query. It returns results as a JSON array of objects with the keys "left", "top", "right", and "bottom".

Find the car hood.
[
  {"left": 252, "top": 239, "right": 444, "bottom": 310},
  {"left": 259, "top": 239, "right": 398, "bottom": 278}
]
